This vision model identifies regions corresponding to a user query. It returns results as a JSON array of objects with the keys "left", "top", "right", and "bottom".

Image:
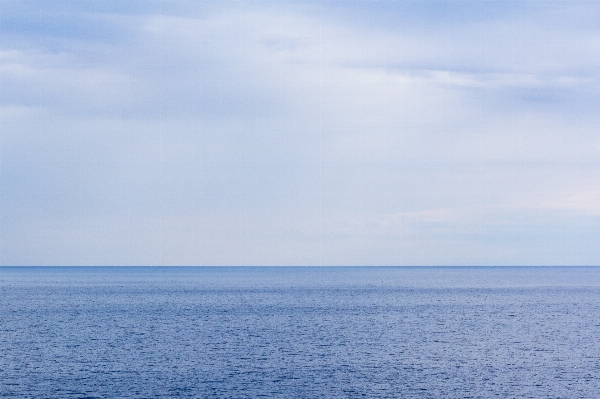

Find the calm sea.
[{"left": 1, "top": 266, "right": 600, "bottom": 398}]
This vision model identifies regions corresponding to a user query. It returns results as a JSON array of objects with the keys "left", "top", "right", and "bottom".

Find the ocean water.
[{"left": 1, "top": 267, "right": 600, "bottom": 398}]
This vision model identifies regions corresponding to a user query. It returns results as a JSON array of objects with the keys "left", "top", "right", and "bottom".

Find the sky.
[{"left": 1, "top": 0, "right": 600, "bottom": 266}]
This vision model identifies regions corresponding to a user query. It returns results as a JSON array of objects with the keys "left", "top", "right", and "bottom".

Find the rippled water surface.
[{"left": 1, "top": 266, "right": 600, "bottom": 398}]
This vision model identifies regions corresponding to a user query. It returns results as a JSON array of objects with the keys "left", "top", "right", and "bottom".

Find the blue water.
[{"left": 1, "top": 266, "right": 600, "bottom": 398}]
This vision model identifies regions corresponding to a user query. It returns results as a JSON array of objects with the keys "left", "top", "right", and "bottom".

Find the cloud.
[
  {"left": 2, "top": 1, "right": 600, "bottom": 265},
  {"left": 533, "top": 188, "right": 600, "bottom": 217}
]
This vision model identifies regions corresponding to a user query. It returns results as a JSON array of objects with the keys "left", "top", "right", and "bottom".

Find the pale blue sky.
[{"left": 2, "top": 1, "right": 600, "bottom": 265}]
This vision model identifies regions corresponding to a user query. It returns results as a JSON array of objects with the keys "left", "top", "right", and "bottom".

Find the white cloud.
[
  {"left": 534, "top": 188, "right": 600, "bottom": 216},
  {"left": 2, "top": 1, "right": 600, "bottom": 265}
]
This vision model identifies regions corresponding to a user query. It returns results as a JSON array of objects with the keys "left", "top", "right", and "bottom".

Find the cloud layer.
[{"left": 2, "top": 1, "right": 600, "bottom": 265}]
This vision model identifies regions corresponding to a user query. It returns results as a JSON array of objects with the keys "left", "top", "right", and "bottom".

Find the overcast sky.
[{"left": 2, "top": 1, "right": 600, "bottom": 265}]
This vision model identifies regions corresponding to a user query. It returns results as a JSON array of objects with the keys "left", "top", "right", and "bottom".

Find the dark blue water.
[{"left": 1, "top": 267, "right": 600, "bottom": 398}]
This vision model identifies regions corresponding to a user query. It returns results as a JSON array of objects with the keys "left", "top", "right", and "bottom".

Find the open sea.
[{"left": 1, "top": 266, "right": 600, "bottom": 398}]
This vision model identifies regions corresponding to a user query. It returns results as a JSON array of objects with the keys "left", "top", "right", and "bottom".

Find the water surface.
[{"left": 1, "top": 267, "right": 599, "bottom": 398}]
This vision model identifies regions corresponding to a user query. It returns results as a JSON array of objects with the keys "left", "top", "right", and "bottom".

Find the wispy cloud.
[
  {"left": 2, "top": 1, "right": 600, "bottom": 265},
  {"left": 533, "top": 188, "right": 600, "bottom": 216}
]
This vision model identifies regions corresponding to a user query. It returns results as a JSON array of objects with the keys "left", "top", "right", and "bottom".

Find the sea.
[{"left": 1, "top": 266, "right": 599, "bottom": 398}]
